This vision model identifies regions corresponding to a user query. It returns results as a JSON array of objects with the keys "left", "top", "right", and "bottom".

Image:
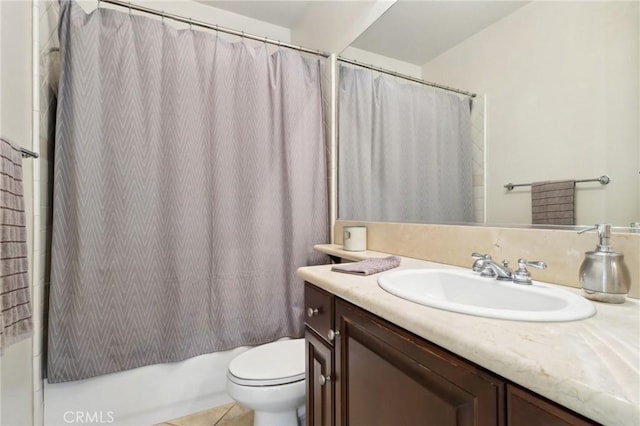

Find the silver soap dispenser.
[{"left": 578, "top": 224, "right": 631, "bottom": 303}]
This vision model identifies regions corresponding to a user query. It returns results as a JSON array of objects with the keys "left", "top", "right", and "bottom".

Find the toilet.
[{"left": 226, "top": 339, "right": 306, "bottom": 426}]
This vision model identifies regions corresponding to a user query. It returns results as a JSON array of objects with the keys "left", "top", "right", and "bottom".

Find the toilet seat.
[{"left": 228, "top": 339, "right": 306, "bottom": 387}]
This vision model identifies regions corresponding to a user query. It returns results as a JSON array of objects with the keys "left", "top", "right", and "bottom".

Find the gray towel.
[
  {"left": 331, "top": 256, "right": 401, "bottom": 276},
  {"left": 531, "top": 180, "right": 576, "bottom": 225},
  {"left": 0, "top": 137, "right": 33, "bottom": 354}
]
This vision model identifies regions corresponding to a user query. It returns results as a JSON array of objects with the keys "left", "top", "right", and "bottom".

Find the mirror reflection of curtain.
[{"left": 338, "top": 65, "right": 474, "bottom": 223}]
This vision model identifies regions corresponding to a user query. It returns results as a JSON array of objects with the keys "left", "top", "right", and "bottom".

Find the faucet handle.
[
  {"left": 471, "top": 253, "right": 491, "bottom": 273},
  {"left": 519, "top": 259, "right": 547, "bottom": 270},
  {"left": 513, "top": 258, "right": 547, "bottom": 284},
  {"left": 471, "top": 252, "right": 490, "bottom": 259}
]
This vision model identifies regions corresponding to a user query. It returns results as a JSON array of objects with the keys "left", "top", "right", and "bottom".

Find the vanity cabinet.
[
  {"left": 305, "top": 284, "right": 336, "bottom": 425},
  {"left": 306, "top": 330, "right": 334, "bottom": 426},
  {"left": 506, "top": 385, "right": 595, "bottom": 426},
  {"left": 333, "top": 297, "right": 504, "bottom": 426},
  {"left": 304, "top": 282, "right": 598, "bottom": 426}
]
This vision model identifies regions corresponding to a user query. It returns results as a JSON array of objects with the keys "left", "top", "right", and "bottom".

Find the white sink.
[{"left": 378, "top": 269, "right": 596, "bottom": 322}]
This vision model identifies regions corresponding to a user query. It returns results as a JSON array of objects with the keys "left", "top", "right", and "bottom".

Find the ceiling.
[
  {"left": 351, "top": 1, "right": 527, "bottom": 64},
  {"left": 196, "top": 1, "right": 312, "bottom": 28},
  {"left": 197, "top": 1, "right": 527, "bottom": 65}
]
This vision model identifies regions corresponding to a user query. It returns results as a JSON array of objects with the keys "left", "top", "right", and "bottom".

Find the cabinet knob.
[
  {"left": 319, "top": 374, "right": 331, "bottom": 386},
  {"left": 306, "top": 307, "right": 319, "bottom": 318},
  {"left": 327, "top": 329, "right": 340, "bottom": 341}
]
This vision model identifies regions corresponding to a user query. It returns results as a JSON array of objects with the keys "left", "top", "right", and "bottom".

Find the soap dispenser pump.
[{"left": 578, "top": 224, "right": 630, "bottom": 303}]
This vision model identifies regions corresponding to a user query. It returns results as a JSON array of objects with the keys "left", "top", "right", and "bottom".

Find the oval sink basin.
[{"left": 378, "top": 269, "right": 596, "bottom": 322}]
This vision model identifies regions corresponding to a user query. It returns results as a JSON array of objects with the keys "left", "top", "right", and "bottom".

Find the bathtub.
[{"left": 43, "top": 346, "right": 249, "bottom": 426}]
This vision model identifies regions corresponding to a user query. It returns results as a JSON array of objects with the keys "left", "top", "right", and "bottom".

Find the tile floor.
[{"left": 156, "top": 403, "right": 254, "bottom": 426}]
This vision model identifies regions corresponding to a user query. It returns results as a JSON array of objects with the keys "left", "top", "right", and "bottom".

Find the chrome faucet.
[
  {"left": 471, "top": 253, "right": 546, "bottom": 284},
  {"left": 472, "top": 253, "right": 512, "bottom": 280},
  {"left": 481, "top": 259, "right": 514, "bottom": 281}
]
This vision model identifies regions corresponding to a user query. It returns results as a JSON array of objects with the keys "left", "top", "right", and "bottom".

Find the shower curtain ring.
[
  {"left": 189, "top": 17, "right": 192, "bottom": 30},
  {"left": 161, "top": 11, "right": 165, "bottom": 22},
  {"left": 128, "top": 1, "right": 132, "bottom": 15}
]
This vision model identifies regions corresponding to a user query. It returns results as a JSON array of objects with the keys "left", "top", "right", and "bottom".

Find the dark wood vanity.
[{"left": 304, "top": 282, "right": 598, "bottom": 426}]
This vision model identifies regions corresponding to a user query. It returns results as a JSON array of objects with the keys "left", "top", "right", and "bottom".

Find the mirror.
[{"left": 339, "top": 0, "right": 639, "bottom": 228}]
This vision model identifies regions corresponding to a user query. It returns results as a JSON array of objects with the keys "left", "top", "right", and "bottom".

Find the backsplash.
[{"left": 334, "top": 220, "right": 640, "bottom": 298}]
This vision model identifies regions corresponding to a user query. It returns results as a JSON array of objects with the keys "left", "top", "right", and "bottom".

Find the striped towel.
[
  {"left": 531, "top": 180, "right": 576, "bottom": 225},
  {"left": 0, "top": 137, "right": 33, "bottom": 354}
]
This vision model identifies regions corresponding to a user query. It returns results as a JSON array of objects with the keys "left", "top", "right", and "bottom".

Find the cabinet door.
[
  {"left": 335, "top": 299, "right": 504, "bottom": 426},
  {"left": 305, "top": 283, "right": 334, "bottom": 343},
  {"left": 306, "top": 329, "right": 334, "bottom": 426},
  {"left": 506, "top": 385, "right": 597, "bottom": 426}
]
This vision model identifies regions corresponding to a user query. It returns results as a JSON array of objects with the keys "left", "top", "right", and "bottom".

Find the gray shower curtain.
[
  {"left": 48, "top": 1, "right": 327, "bottom": 383},
  {"left": 338, "top": 65, "right": 474, "bottom": 223}
]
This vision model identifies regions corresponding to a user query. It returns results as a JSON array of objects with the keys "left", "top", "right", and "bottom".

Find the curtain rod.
[
  {"left": 338, "top": 57, "right": 477, "bottom": 98},
  {"left": 98, "top": 0, "right": 329, "bottom": 58}
]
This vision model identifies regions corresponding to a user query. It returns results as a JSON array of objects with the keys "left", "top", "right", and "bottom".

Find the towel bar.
[
  {"left": 504, "top": 175, "right": 609, "bottom": 191},
  {"left": 0, "top": 137, "right": 39, "bottom": 159},
  {"left": 20, "top": 147, "right": 39, "bottom": 159}
]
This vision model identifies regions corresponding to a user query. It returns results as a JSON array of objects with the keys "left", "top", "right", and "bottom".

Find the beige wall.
[
  {"left": 423, "top": 1, "right": 640, "bottom": 227},
  {"left": 1, "top": 1, "right": 34, "bottom": 425},
  {"left": 335, "top": 220, "right": 640, "bottom": 299}
]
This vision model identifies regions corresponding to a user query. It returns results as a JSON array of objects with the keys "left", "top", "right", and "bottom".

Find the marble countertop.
[{"left": 297, "top": 244, "right": 640, "bottom": 426}]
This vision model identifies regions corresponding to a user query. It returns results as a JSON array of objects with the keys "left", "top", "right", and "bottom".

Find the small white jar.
[{"left": 343, "top": 226, "right": 367, "bottom": 251}]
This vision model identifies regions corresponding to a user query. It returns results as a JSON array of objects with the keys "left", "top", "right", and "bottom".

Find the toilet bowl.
[{"left": 226, "top": 339, "right": 306, "bottom": 426}]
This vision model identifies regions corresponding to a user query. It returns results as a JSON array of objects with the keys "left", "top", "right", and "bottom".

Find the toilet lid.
[{"left": 228, "top": 339, "right": 306, "bottom": 386}]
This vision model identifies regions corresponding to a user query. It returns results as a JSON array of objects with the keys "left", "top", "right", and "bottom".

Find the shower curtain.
[
  {"left": 48, "top": 1, "right": 327, "bottom": 383},
  {"left": 338, "top": 65, "right": 474, "bottom": 223}
]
